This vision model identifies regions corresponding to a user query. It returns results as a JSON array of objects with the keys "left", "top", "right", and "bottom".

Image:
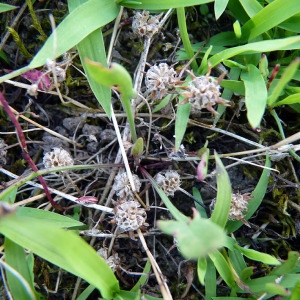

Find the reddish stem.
[{"left": 0, "top": 92, "right": 63, "bottom": 211}]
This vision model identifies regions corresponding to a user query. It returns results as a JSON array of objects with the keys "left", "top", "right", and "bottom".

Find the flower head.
[
  {"left": 97, "top": 248, "right": 120, "bottom": 272},
  {"left": 145, "top": 63, "right": 178, "bottom": 100},
  {"left": 132, "top": 11, "right": 161, "bottom": 37},
  {"left": 114, "top": 200, "right": 148, "bottom": 232},
  {"left": 181, "top": 72, "right": 229, "bottom": 115},
  {"left": 112, "top": 172, "right": 141, "bottom": 200},
  {"left": 154, "top": 170, "right": 181, "bottom": 197},
  {"left": 43, "top": 147, "right": 74, "bottom": 168}
]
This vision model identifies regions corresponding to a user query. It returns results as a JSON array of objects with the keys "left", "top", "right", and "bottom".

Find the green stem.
[
  {"left": 176, "top": 7, "right": 198, "bottom": 72},
  {"left": 270, "top": 109, "right": 300, "bottom": 162}
]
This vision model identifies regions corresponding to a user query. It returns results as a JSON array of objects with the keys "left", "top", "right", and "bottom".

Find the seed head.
[
  {"left": 132, "top": 11, "right": 161, "bottom": 37},
  {"left": 182, "top": 73, "right": 229, "bottom": 115},
  {"left": 154, "top": 171, "right": 181, "bottom": 197},
  {"left": 210, "top": 192, "right": 252, "bottom": 225},
  {"left": 43, "top": 147, "right": 74, "bottom": 168},
  {"left": 114, "top": 200, "right": 148, "bottom": 232},
  {"left": 145, "top": 63, "right": 178, "bottom": 100},
  {"left": 112, "top": 172, "right": 141, "bottom": 200}
]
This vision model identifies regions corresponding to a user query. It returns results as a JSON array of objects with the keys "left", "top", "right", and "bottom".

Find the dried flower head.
[
  {"left": 114, "top": 200, "right": 148, "bottom": 232},
  {"left": 97, "top": 248, "right": 120, "bottom": 272},
  {"left": 132, "top": 11, "right": 161, "bottom": 37},
  {"left": 145, "top": 63, "right": 178, "bottom": 100},
  {"left": 154, "top": 170, "right": 181, "bottom": 197},
  {"left": 112, "top": 172, "right": 141, "bottom": 200},
  {"left": 43, "top": 147, "right": 74, "bottom": 168},
  {"left": 0, "top": 139, "right": 8, "bottom": 165},
  {"left": 181, "top": 71, "right": 229, "bottom": 115},
  {"left": 210, "top": 192, "right": 252, "bottom": 225}
]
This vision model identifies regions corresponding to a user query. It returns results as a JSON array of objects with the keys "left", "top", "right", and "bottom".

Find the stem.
[{"left": 176, "top": 7, "right": 198, "bottom": 72}]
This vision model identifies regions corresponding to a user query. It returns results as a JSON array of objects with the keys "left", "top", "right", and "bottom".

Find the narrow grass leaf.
[
  {"left": 267, "top": 58, "right": 300, "bottom": 107},
  {"left": 141, "top": 168, "right": 188, "bottom": 223},
  {"left": 239, "top": 0, "right": 262, "bottom": 18},
  {"left": 208, "top": 36, "right": 300, "bottom": 69},
  {"left": 205, "top": 258, "right": 217, "bottom": 298},
  {"left": 241, "top": 0, "right": 300, "bottom": 41},
  {"left": 0, "top": 3, "right": 17, "bottom": 13},
  {"left": 175, "top": 98, "right": 191, "bottom": 150},
  {"left": 131, "top": 260, "right": 151, "bottom": 292},
  {"left": 210, "top": 152, "right": 232, "bottom": 229},
  {"left": 16, "top": 207, "right": 85, "bottom": 229},
  {"left": 158, "top": 210, "right": 227, "bottom": 259},
  {"left": 192, "top": 187, "right": 207, "bottom": 218},
  {"left": 220, "top": 80, "right": 245, "bottom": 95},
  {"left": 234, "top": 245, "right": 280, "bottom": 265},
  {"left": 228, "top": 248, "right": 247, "bottom": 276},
  {"left": 152, "top": 94, "right": 171, "bottom": 113},
  {"left": 0, "top": 186, "right": 17, "bottom": 204},
  {"left": 279, "top": 14, "right": 300, "bottom": 33},
  {"left": 197, "top": 257, "right": 207, "bottom": 285},
  {"left": 226, "top": 156, "right": 271, "bottom": 233},
  {"left": 290, "top": 280, "right": 300, "bottom": 300},
  {"left": 4, "top": 238, "right": 38, "bottom": 300},
  {"left": 273, "top": 93, "right": 300, "bottom": 107},
  {"left": 241, "top": 64, "right": 267, "bottom": 128},
  {"left": 209, "top": 250, "right": 236, "bottom": 288},
  {"left": 29, "top": 0, "right": 119, "bottom": 68},
  {"left": 0, "top": 213, "right": 120, "bottom": 299},
  {"left": 120, "top": 0, "right": 214, "bottom": 10},
  {"left": 214, "top": 0, "right": 229, "bottom": 20},
  {"left": 69, "top": 0, "right": 111, "bottom": 117},
  {"left": 269, "top": 251, "right": 299, "bottom": 276}
]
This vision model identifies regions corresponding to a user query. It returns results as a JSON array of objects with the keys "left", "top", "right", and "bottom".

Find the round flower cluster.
[
  {"left": 228, "top": 192, "right": 252, "bottom": 221},
  {"left": 112, "top": 172, "right": 141, "bottom": 200},
  {"left": 43, "top": 147, "right": 74, "bottom": 168},
  {"left": 114, "top": 200, "right": 148, "bottom": 232},
  {"left": 154, "top": 170, "right": 181, "bottom": 197},
  {"left": 210, "top": 192, "right": 252, "bottom": 224},
  {"left": 145, "top": 63, "right": 178, "bottom": 101},
  {"left": 182, "top": 73, "right": 229, "bottom": 115},
  {"left": 132, "top": 10, "right": 161, "bottom": 37}
]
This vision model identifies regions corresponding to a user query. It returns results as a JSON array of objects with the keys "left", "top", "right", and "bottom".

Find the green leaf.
[
  {"left": 4, "top": 238, "right": 37, "bottom": 300},
  {"left": 273, "top": 93, "right": 300, "bottom": 107},
  {"left": 158, "top": 210, "right": 227, "bottom": 259},
  {"left": 0, "top": 0, "right": 119, "bottom": 83},
  {"left": 267, "top": 58, "right": 300, "bottom": 107},
  {"left": 119, "top": 0, "right": 214, "bottom": 10},
  {"left": 205, "top": 258, "right": 217, "bottom": 298},
  {"left": 208, "top": 36, "right": 300, "bottom": 69},
  {"left": 69, "top": 0, "right": 111, "bottom": 117},
  {"left": 197, "top": 257, "right": 207, "bottom": 285},
  {"left": 140, "top": 168, "right": 188, "bottom": 223},
  {"left": 269, "top": 251, "right": 299, "bottom": 276},
  {"left": 290, "top": 280, "right": 300, "bottom": 300},
  {"left": 0, "top": 186, "right": 17, "bottom": 204},
  {"left": 239, "top": 0, "right": 262, "bottom": 18},
  {"left": 152, "top": 94, "right": 172, "bottom": 113},
  {"left": 16, "top": 207, "right": 85, "bottom": 229},
  {"left": 214, "top": 0, "right": 229, "bottom": 20},
  {"left": 226, "top": 156, "right": 271, "bottom": 233},
  {"left": 241, "top": 0, "right": 300, "bottom": 41},
  {"left": 85, "top": 60, "right": 137, "bottom": 142},
  {"left": 210, "top": 152, "right": 232, "bottom": 229},
  {"left": 175, "top": 97, "right": 191, "bottom": 150},
  {"left": 0, "top": 212, "right": 120, "bottom": 299},
  {"left": 131, "top": 260, "right": 151, "bottom": 292},
  {"left": 209, "top": 250, "right": 236, "bottom": 288},
  {"left": 241, "top": 64, "right": 267, "bottom": 128},
  {"left": 0, "top": 3, "right": 18, "bottom": 13},
  {"left": 234, "top": 245, "right": 280, "bottom": 265}
]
